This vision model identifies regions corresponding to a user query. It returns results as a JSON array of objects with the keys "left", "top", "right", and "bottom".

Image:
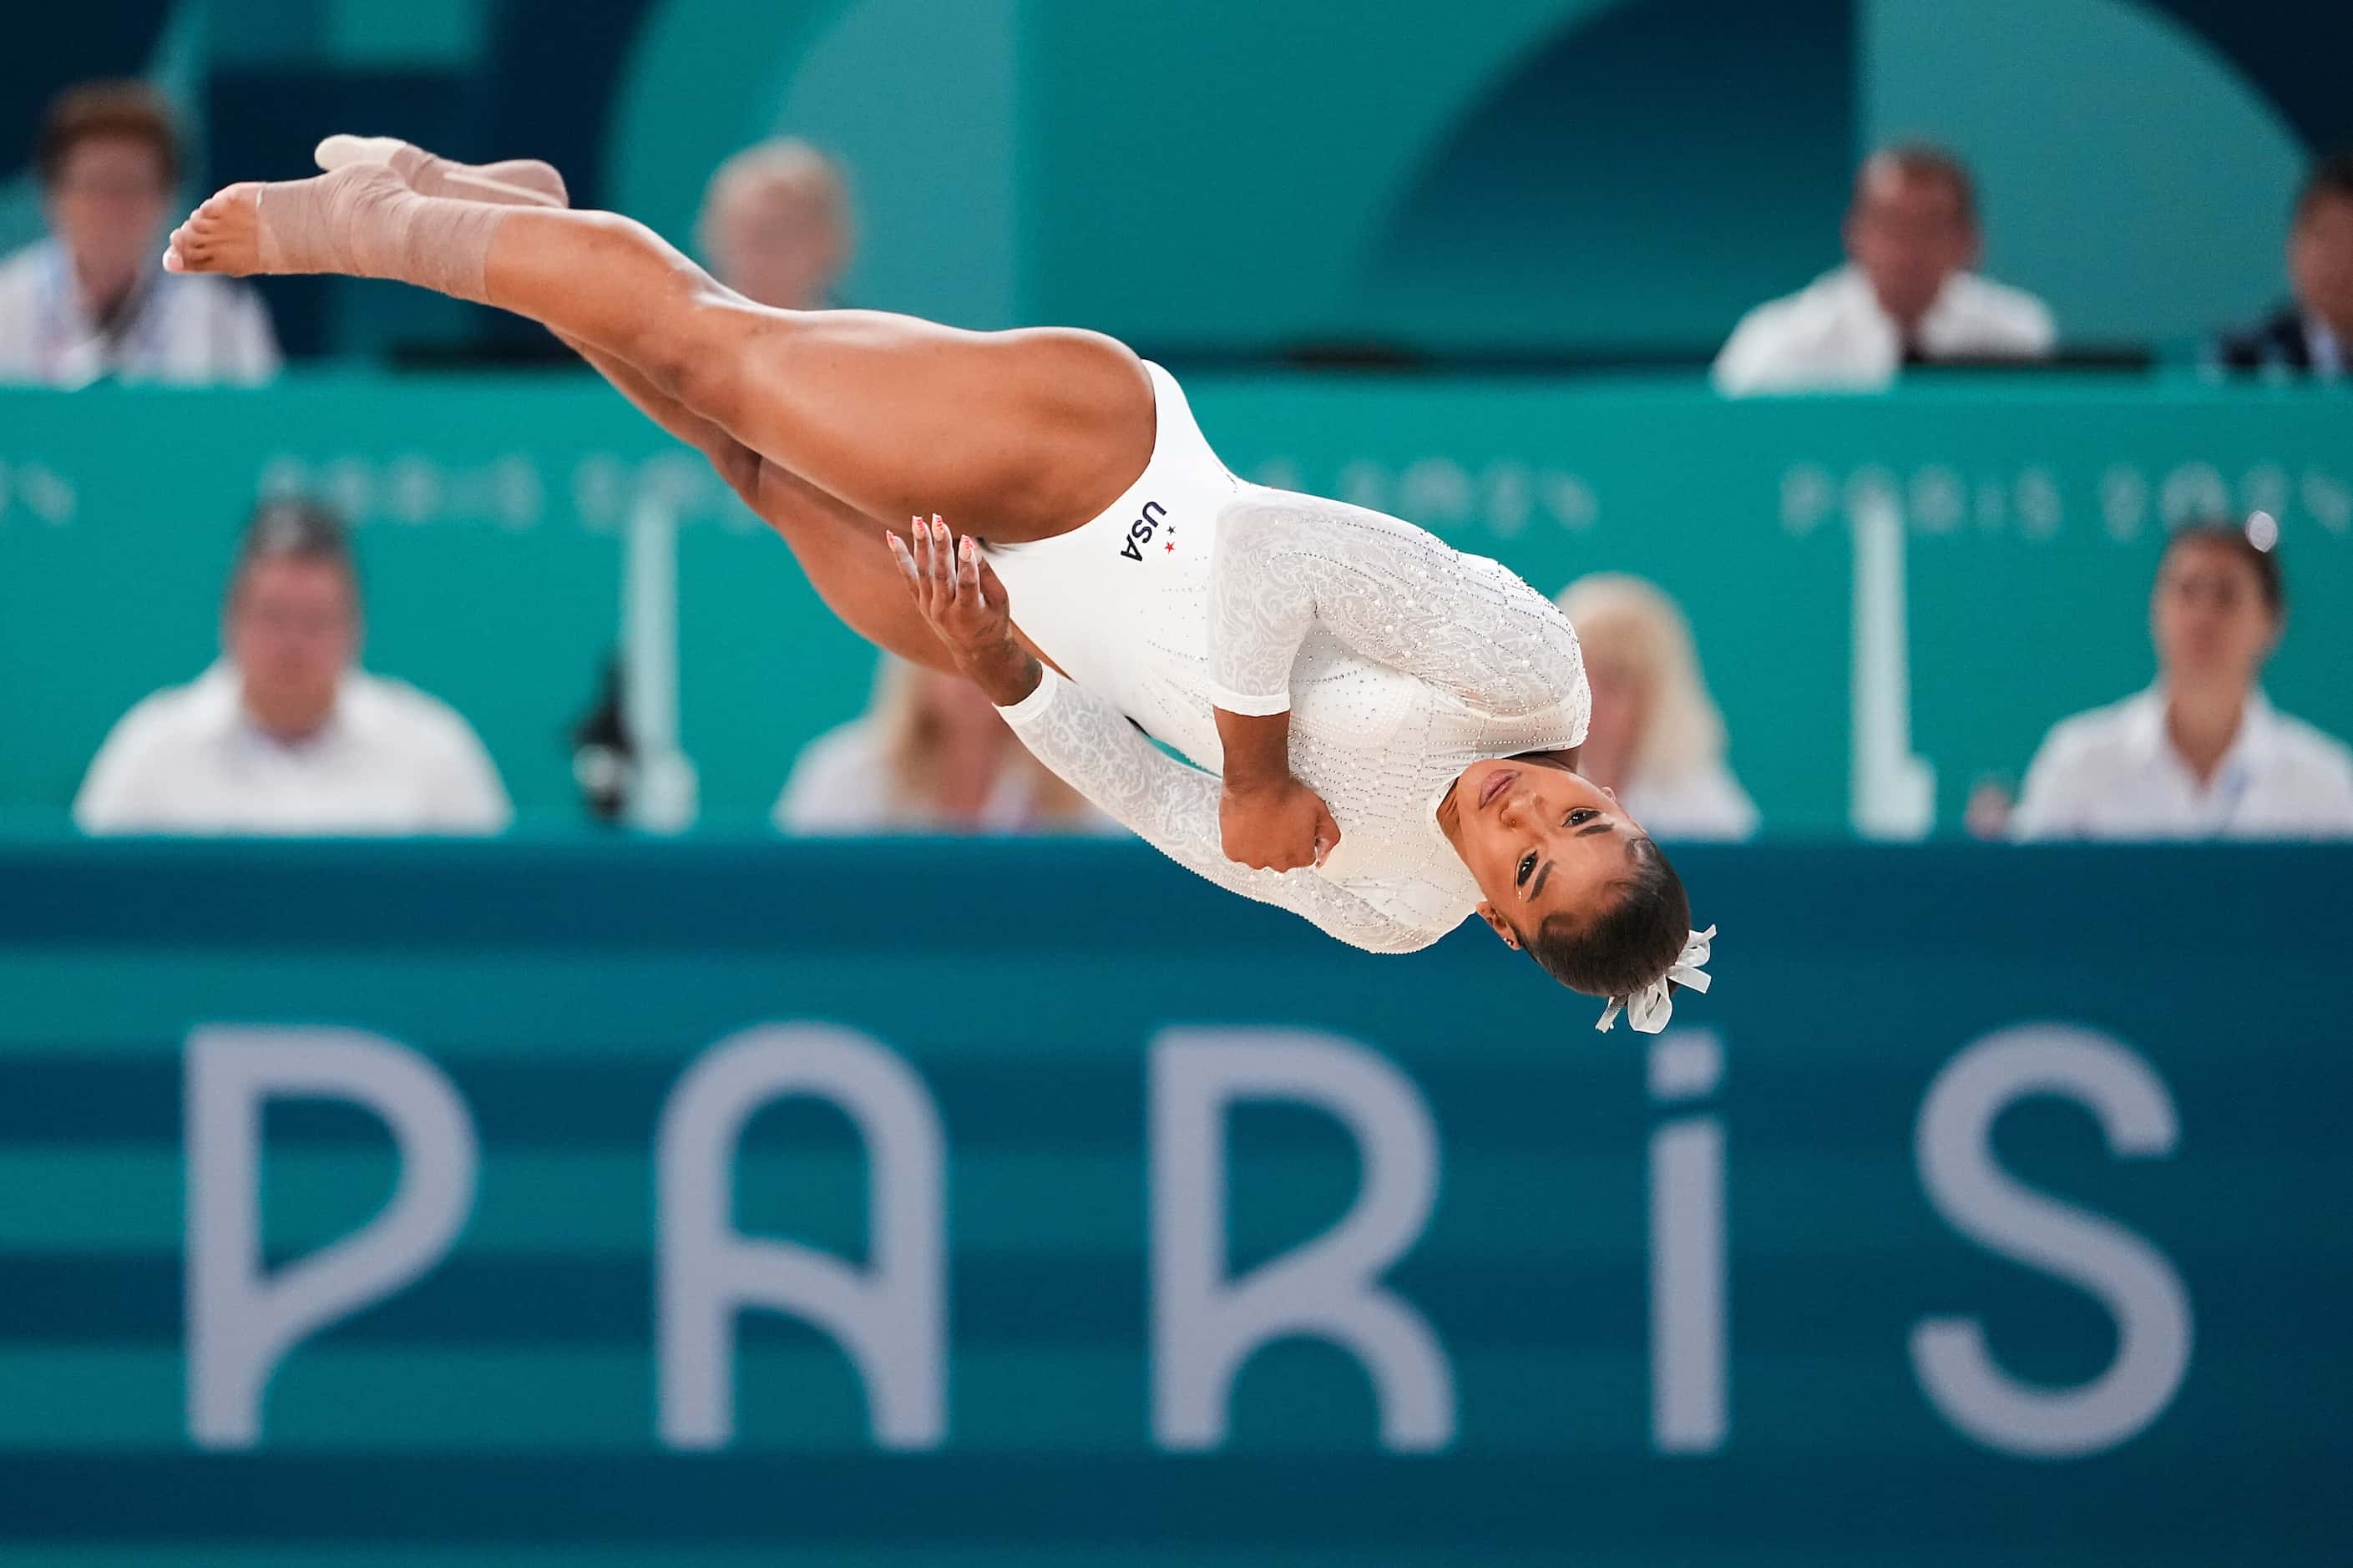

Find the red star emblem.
[{"left": 1164, "top": 539, "right": 1175, "bottom": 552}]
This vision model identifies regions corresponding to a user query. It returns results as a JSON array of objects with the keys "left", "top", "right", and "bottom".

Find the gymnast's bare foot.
[
  {"left": 166, "top": 163, "right": 434, "bottom": 283},
  {"left": 164, "top": 182, "right": 264, "bottom": 276}
]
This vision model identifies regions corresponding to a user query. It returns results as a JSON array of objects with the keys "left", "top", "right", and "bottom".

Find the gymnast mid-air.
[{"left": 164, "top": 137, "right": 1713, "bottom": 1029}]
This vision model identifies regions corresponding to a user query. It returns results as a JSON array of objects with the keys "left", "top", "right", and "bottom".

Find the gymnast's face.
[{"left": 1442, "top": 756, "right": 1646, "bottom": 947}]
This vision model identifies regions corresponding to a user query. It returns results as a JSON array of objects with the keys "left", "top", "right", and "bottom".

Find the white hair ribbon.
[{"left": 1594, "top": 925, "right": 1717, "bottom": 1034}]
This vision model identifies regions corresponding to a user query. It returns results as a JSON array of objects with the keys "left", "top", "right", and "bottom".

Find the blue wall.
[
  {"left": 7, "top": 0, "right": 2345, "bottom": 356},
  {"left": 0, "top": 837, "right": 2345, "bottom": 1562}
]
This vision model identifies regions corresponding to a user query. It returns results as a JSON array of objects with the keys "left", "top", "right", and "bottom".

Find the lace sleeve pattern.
[
  {"left": 999, "top": 668, "right": 1440, "bottom": 953},
  {"left": 1204, "top": 491, "right": 1589, "bottom": 743}
]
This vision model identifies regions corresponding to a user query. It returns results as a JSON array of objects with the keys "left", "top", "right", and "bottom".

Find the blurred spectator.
[
  {"left": 775, "top": 655, "right": 1111, "bottom": 835},
  {"left": 696, "top": 139, "right": 855, "bottom": 309},
  {"left": 74, "top": 499, "right": 509, "bottom": 835},
  {"left": 2012, "top": 519, "right": 2353, "bottom": 841},
  {"left": 1556, "top": 574, "right": 1758, "bottom": 841},
  {"left": 1713, "top": 144, "right": 2053, "bottom": 396},
  {"left": 1963, "top": 774, "right": 2019, "bottom": 842},
  {"left": 0, "top": 81, "right": 277, "bottom": 387},
  {"left": 2214, "top": 151, "right": 2353, "bottom": 381}
]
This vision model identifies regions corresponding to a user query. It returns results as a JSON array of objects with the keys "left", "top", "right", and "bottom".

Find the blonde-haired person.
[
  {"left": 775, "top": 655, "right": 1111, "bottom": 835},
  {"left": 696, "top": 138, "right": 854, "bottom": 311},
  {"left": 1555, "top": 574, "right": 1758, "bottom": 842}
]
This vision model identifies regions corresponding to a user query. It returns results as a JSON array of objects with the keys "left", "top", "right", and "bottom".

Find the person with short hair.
[
  {"left": 2214, "top": 151, "right": 2353, "bottom": 380},
  {"left": 73, "top": 499, "right": 509, "bottom": 835},
  {"left": 2011, "top": 521, "right": 2353, "bottom": 841},
  {"left": 1554, "top": 574, "right": 1758, "bottom": 842},
  {"left": 1713, "top": 144, "right": 2054, "bottom": 396},
  {"left": 0, "top": 80, "right": 278, "bottom": 387},
  {"left": 696, "top": 139, "right": 855, "bottom": 311}
]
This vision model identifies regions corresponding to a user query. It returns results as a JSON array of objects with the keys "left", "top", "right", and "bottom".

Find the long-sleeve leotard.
[{"left": 998, "top": 665, "right": 1440, "bottom": 953}]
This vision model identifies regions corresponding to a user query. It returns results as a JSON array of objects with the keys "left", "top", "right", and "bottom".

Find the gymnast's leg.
[
  {"left": 553, "top": 346, "right": 959, "bottom": 671},
  {"left": 308, "top": 141, "right": 764, "bottom": 500},
  {"left": 164, "top": 165, "right": 1155, "bottom": 543},
  {"left": 311, "top": 139, "right": 970, "bottom": 675}
]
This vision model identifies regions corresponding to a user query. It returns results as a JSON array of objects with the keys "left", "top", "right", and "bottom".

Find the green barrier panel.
[
  {"left": 2, "top": 377, "right": 2347, "bottom": 832},
  {"left": 0, "top": 836, "right": 2345, "bottom": 1564}
]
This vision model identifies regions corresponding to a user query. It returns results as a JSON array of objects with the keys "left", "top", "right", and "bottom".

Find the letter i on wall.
[{"left": 1648, "top": 1030, "right": 1727, "bottom": 1454}]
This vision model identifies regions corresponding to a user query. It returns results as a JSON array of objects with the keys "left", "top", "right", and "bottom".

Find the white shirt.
[
  {"left": 1622, "top": 761, "right": 1758, "bottom": 842},
  {"left": 2307, "top": 313, "right": 2346, "bottom": 381},
  {"left": 74, "top": 664, "right": 510, "bottom": 836},
  {"left": 2011, "top": 686, "right": 2353, "bottom": 842},
  {"left": 0, "top": 239, "right": 279, "bottom": 387},
  {"left": 772, "top": 718, "right": 1117, "bottom": 835},
  {"left": 1713, "top": 265, "right": 2056, "bottom": 396}
]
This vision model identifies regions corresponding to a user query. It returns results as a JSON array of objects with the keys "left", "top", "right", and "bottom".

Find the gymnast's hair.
[{"left": 1520, "top": 836, "right": 1693, "bottom": 999}]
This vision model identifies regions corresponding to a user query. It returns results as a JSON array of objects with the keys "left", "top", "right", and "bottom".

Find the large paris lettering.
[
  {"left": 1910, "top": 1024, "right": 2192, "bottom": 1458},
  {"left": 1149, "top": 1027, "right": 1455, "bottom": 1451},
  {"left": 185, "top": 1026, "right": 478, "bottom": 1449},
  {"left": 176, "top": 1014, "right": 2196, "bottom": 1459},
  {"left": 655, "top": 1023, "right": 946, "bottom": 1450},
  {"left": 1649, "top": 1030, "right": 1728, "bottom": 1454}
]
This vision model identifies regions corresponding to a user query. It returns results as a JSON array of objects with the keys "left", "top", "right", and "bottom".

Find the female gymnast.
[{"left": 163, "top": 140, "right": 1713, "bottom": 1029}]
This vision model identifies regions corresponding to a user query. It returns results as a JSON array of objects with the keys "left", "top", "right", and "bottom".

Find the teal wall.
[
  {"left": 595, "top": 0, "right": 2323, "bottom": 352},
  {"left": 0, "top": 837, "right": 2345, "bottom": 1562},
  {"left": 5, "top": 1, "right": 2330, "bottom": 351},
  {"left": 1860, "top": 0, "right": 2306, "bottom": 347},
  {"left": 3, "top": 377, "right": 2345, "bottom": 834}
]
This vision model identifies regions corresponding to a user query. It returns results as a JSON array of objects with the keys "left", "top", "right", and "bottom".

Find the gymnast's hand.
[
  {"left": 888, "top": 514, "right": 1040, "bottom": 707},
  {"left": 1214, "top": 704, "right": 1342, "bottom": 873},
  {"left": 1219, "top": 774, "right": 1342, "bottom": 873}
]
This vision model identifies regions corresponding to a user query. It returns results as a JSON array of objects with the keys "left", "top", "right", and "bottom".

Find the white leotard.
[{"left": 984, "top": 362, "right": 1590, "bottom": 953}]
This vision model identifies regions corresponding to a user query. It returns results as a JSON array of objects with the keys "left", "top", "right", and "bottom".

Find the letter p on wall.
[{"left": 185, "top": 1026, "right": 478, "bottom": 1449}]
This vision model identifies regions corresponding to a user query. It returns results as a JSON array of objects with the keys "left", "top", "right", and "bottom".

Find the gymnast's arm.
[
  {"left": 1204, "top": 488, "right": 1589, "bottom": 729},
  {"left": 998, "top": 667, "right": 1436, "bottom": 953},
  {"left": 888, "top": 518, "right": 1431, "bottom": 953},
  {"left": 1199, "top": 489, "right": 1586, "bottom": 873}
]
